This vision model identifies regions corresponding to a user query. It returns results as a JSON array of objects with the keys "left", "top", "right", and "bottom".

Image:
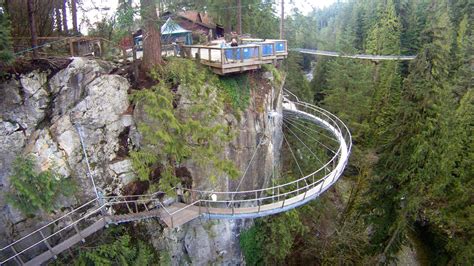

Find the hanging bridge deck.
[{"left": 294, "top": 48, "right": 416, "bottom": 60}]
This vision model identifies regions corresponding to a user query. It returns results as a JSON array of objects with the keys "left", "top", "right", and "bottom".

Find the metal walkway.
[
  {"left": 293, "top": 48, "right": 416, "bottom": 61},
  {"left": 0, "top": 95, "right": 351, "bottom": 265}
]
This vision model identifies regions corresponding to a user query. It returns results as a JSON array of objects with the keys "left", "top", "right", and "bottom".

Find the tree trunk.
[
  {"left": 280, "top": 0, "right": 284, "bottom": 39},
  {"left": 140, "top": 0, "right": 162, "bottom": 72},
  {"left": 27, "top": 0, "right": 38, "bottom": 58},
  {"left": 62, "top": 0, "right": 68, "bottom": 34},
  {"left": 55, "top": 0, "right": 62, "bottom": 33},
  {"left": 71, "top": 0, "right": 78, "bottom": 34},
  {"left": 237, "top": 0, "right": 242, "bottom": 35}
]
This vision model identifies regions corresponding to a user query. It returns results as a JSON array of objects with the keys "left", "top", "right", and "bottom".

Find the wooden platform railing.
[{"left": 181, "top": 39, "right": 288, "bottom": 75}]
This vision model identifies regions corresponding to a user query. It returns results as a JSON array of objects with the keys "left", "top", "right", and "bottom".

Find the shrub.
[{"left": 6, "top": 155, "right": 75, "bottom": 216}]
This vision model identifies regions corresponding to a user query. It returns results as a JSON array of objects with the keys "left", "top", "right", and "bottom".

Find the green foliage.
[
  {"left": 262, "top": 63, "right": 283, "bottom": 88},
  {"left": 240, "top": 211, "right": 307, "bottom": 264},
  {"left": 6, "top": 155, "right": 75, "bottom": 216},
  {"left": 269, "top": 0, "right": 473, "bottom": 263},
  {"left": 282, "top": 52, "right": 311, "bottom": 101},
  {"left": 217, "top": 74, "right": 250, "bottom": 112},
  {"left": 131, "top": 58, "right": 239, "bottom": 192},
  {"left": 70, "top": 227, "right": 156, "bottom": 266},
  {"left": 239, "top": 225, "right": 265, "bottom": 266},
  {"left": 0, "top": 9, "right": 14, "bottom": 65}
]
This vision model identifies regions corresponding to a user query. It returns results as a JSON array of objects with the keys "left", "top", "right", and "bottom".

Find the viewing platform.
[{"left": 180, "top": 39, "right": 288, "bottom": 75}]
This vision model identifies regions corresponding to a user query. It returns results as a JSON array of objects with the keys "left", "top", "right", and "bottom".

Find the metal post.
[
  {"left": 39, "top": 231, "right": 56, "bottom": 258},
  {"left": 318, "top": 179, "right": 325, "bottom": 195},
  {"left": 12, "top": 246, "right": 24, "bottom": 265},
  {"left": 69, "top": 216, "right": 85, "bottom": 243},
  {"left": 134, "top": 201, "right": 138, "bottom": 213}
]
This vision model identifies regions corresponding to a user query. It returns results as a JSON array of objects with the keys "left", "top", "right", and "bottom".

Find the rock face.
[
  {"left": 154, "top": 72, "right": 283, "bottom": 265},
  {"left": 0, "top": 58, "right": 135, "bottom": 245},
  {"left": 0, "top": 58, "right": 282, "bottom": 265}
]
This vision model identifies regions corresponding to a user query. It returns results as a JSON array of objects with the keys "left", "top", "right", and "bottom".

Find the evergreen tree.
[{"left": 364, "top": 1, "right": 458, "bottom": 261}]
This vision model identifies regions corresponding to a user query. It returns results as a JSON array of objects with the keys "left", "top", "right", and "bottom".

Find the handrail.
[
  {"left": 0, "top": 198, "right": 98, "bottom": 251},
  {"left": 1, "top": 201, "right": 105, "bottom": 264}
]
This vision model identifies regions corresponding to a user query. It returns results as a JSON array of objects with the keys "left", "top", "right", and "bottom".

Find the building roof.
[
  {"left": 177, "top": 11, "right": 217, "bottom": 28},
  {"left": 161, "top": 17, "right": 191, "bottom": 35}
]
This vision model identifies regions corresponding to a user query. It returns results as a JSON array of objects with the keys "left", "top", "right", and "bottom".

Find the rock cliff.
[
  {"left": 0, "top": 58, "right": 134, "bottom": 246},
  {"left": 0, "top": 58, "right": 282, "bottom": 264}
]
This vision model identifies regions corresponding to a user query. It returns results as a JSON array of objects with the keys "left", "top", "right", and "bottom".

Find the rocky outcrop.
[{"left": 0, "top": 58, "right": 135, "bottom": 245}]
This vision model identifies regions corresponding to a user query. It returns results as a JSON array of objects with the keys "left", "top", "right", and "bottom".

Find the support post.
[
  {"left": 12, "top": 246, "right": 24, "bottom": 265},
  {"left": 70, "top": 216, "right": 85, "bottom": 243},
  {"left": 39, "top": 231, "right": 56, "bottom": 258},
  {"left": 69, "top": 39, "right": 74, "bottom": 57},
  {"left": 221, "top": 48, "right": 225, "bottom": 65}
]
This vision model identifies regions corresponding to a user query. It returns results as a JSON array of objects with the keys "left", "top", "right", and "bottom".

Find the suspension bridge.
[
  {"left": 0, "top": 87, "right": 351, "bottom": 265},
  {"left": 294, "top": 48, "right": 416, "bottom": 61}
]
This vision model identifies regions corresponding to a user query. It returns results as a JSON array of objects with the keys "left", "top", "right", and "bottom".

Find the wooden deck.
[{"left": 181, "top": 39, "right": 288, "bottom": 75}]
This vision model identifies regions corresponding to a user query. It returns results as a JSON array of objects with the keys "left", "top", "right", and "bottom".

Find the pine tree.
[
  {"left": 365, "top": 0, "right": 403, "bottom": 144},
  {"left": 364, "top": 1, "right": 457, "bottom": 261}
]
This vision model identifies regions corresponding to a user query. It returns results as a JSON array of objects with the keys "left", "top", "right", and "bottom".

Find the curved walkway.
[{"left": 1, "top": 97, "right": 351, "bottom": 265}]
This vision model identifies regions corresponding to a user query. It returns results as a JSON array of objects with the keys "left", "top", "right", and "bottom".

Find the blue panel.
[
  {"left": 276, "top": 41, "right": 285, "bottom": 52},
  {"left": 225, "top": 46, "right": 258, "bottom": 60},
  {"left": 262, "top": 43, "right": 274, "bottom": 56},
  {"left": 225, "top": 48, "right": 241, "bottom": 60}
]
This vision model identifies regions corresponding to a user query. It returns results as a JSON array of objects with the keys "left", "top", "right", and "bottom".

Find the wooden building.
[{"left": 162, "top": 11, "right": 225, "bottom": 40}]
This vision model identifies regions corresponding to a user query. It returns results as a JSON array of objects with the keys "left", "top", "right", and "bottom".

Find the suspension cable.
[
  {"left": 283, "top": 122, "right": 328, "bottom": 171},
  {"left": 284, "top": 114, "right": 339, "bottom": 143},
  {"left": 283, "top": 117, "right": 337, "bottom": 155},
  {"left": 282, "top": 131, "right": 305, "bottom": 180}
]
